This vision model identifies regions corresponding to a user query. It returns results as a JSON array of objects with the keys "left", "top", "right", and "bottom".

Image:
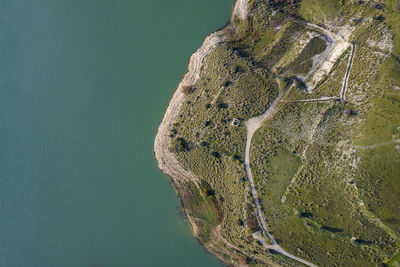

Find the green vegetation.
[
  {"left": 161, "top": 0, "right": 400, "bottom": 266},
  {"left": 387, "top": 252, "right": 400, "bottom": 266},
  {"left": 170, "top": 42, "right": 280, "bottom": 262},
  {"left": 313, "top": 47, "right": 351, "bottom": 97},
  {"left": 279, "top": 36, "right": 327, "bottom": 76},
  {"left": 257, "top": 21, "right": 305, "bottom": 69},
  {"left": 169, "top": 137, "right": 190, "bottom": 153},
  {"left": 251, "top": 100, "right": 398, "bottom": 266},
  {"left": 183, "top": 182, "right": 221, "bottom": 226},
  {"left": 299, "top": 0, "right": 342, "bottom": 23}
]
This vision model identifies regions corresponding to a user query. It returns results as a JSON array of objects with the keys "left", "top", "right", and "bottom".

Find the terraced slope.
[{"left": 154, "top": 0, "right": 400, "bottom": 266}]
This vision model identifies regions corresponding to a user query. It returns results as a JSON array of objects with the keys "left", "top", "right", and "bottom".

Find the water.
[{"left": 0, "top": 0, "right": 232, "bottom": 266}]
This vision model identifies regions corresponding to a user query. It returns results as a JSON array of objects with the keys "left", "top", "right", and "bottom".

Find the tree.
[{"left": 169, "top": 137, "right": 189, "bottom": 153}]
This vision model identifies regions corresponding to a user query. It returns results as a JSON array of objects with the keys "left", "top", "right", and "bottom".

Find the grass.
[
  {"left": 347, "top": 5, "right": 400, "bottom": 242},
  {"left": 357, "top": 146, "right": 400, "bottom": 234},
  {"left": 387, "top": 252, "right": 400, "bottom": 266},
  {"left": 385, "top": 0, "right": 400, "bottom": 58},
  {"left": 348, "top": 15, "right": 400, "bottom": 240},
  {"left": 170, "top": 41, "right": 280, "bottom": 259},
  {"left": 251, "top": 127, "right": 301, "bottom": 207},
  {"left": 313, "top": 47, "right": 350, "bottom": 97},
  {"left": 251, "top": 101, "right": 398, "bottom": 265},
  {"left": 298, "top": 0, "right": 342, "bottom": 23},
  {"left": 279, "top": 35, "right": 328, "bottom": 76},
  {"left": 257, "top": 21, "right": 305, "bottom": 69}
]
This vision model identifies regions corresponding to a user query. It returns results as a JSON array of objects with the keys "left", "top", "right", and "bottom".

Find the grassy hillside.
[{"left": 162, "top": 0, "right": 400, "bottom": 266}]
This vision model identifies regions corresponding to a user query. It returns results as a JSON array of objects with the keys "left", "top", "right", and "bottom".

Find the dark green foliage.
[
  {"left": 280, "top": 36, "right": 328, "bottom": 75},
  {"left": 169, "top": 137, "right": 190, "bottom": 153},
  {"left": 256, "top": 22, "right": 306, "bottom": 69}
]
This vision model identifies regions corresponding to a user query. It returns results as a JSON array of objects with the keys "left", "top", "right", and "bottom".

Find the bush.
[
  {"left": 182, "top": 85, "right": 193, "bottom": 95},
  {"left": 238, "top": 255, "right": 248, "bottom": 264},
  {"left": 169, "top": 137, "right": 190, "bottom": 153}
]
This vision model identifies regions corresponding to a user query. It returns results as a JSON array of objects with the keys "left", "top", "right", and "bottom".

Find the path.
[
  {"left": 285, "top": 28, "right": 355, "bottom": 104},
  {"left": 304, "top": 23, "right": 353, "bottom": 92},
  {"left": 286, "top": 96, "right": 340, "bottom": 103},
  {"left": 241, "top": 23, "right": 356, "bottom": 267},
  {"left": 340, "top": 43, "right": 355, "bottom": 100},
  {"left": 349, "top": 140, "right": 394, "bottom": 150},
  {"left": 244, "top": 89, "right": 317, "bottom": 267}
]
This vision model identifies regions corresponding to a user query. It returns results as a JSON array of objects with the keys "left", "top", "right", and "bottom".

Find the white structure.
[{"left": 231, "top": 118, "right": 240, "bottom": 127}]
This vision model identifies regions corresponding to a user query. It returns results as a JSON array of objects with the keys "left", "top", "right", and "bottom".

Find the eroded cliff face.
[
  {"left": 233, "top": 0, "right": 249, "bottom": 20},
  {"left": 155, "top": 0, "right": 400, "bottom": 266}
]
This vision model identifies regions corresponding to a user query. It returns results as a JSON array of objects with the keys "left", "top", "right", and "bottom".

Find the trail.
[
  {"left": 284, "top": 42, "right": 355, "bottom": 104},
  {"left": 287, "top": 96, "right": 339, "bottom": 103},
  {"left": 340, "top": 43, "right": 355, "bottom": 100},
  {"left": 304, "top": 23, "right": 353, "bottom": 92},
  {"left": 349, "top": 141, "right": 393, "bottom": 150},
  {"left": 285, "top": 27, "right": 355, "bottom": 104},
  {"left": 244, "top": 88, "right": 317, "bottom": 267},
  {"left": 241, "top": 24, "right": 357, "bottom": 267}
]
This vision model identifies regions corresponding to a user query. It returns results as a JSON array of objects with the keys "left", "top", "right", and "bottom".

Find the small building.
[{"left": 231, "top": 118, "right": 240, "bottom": 127}]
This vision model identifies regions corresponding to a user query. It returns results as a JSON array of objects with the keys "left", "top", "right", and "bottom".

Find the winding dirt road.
[
  {"left": 244, "top": 89, "right": 317, "bottom": 267},
  {"left": 305, "top": 23, "right": 353, "bottom": 92},
  {"left": 340, "top": 43, "right": 355, "bottom": 100},
  {"left": 242, "top": 23, "right": 356, "bottom": 267},
  {"left": 287, "top": 96, "right": 340, "bottom": 103}
]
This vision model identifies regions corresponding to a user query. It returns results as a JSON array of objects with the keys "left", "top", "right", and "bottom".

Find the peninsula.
[{"left": 154, "top": 0, "right": 400, "bottom": 266}]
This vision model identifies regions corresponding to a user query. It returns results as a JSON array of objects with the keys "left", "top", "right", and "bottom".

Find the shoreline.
[{"left": 153, "top": 0, "right": 249, "bottom": 265}]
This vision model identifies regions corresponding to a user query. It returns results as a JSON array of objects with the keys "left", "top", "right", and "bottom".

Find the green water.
[{"left": 0, "top": 1, "right": 232, "bottom": 266}]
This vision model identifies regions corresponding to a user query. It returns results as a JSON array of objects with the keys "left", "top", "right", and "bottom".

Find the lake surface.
[{"left": 0, "top": 0, "right": 232, "bottom": 266}]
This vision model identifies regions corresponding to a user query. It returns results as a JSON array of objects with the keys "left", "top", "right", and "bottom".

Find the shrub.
[
  {"left": 238, "top": 255, "right": 247, "bottom": 264},
  {"left": 211, "top": 151, "right": 221, "bottom": 158},
  {"left": 169, "top": 137, "right": 190, "bottom": 153},
  {"left": 182, "top": 85, "right": 193, "bottom": 95}
]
